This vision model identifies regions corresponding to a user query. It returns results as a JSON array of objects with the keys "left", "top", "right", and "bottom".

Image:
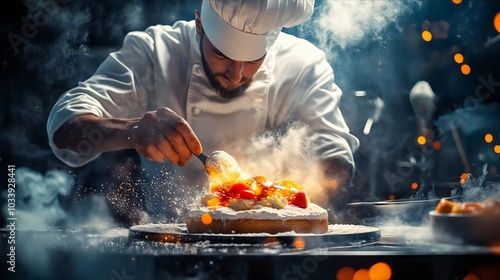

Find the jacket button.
[{"left": 192, "top": 107, "right": 202, "bottom": 115}]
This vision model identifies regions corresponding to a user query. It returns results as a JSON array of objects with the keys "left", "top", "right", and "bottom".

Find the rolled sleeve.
[{"left": 47, "top": 31, "right": 154, "bottom": 167}]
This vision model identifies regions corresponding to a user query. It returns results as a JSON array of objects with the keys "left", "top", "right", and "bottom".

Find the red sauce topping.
[{"left": 209, "top": 176, "right": 308, "bottom": 208}]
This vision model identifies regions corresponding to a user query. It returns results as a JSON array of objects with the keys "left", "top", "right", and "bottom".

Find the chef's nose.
[{"left": 225, "top": 61, "right": 244, "bottom": 84}]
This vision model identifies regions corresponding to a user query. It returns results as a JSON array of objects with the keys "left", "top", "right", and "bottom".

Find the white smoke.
[
  {"left": 1, "top": 167, "right": 72, "bottom": 228},
  {"left": 226, "top": 123, "right": 329, "bottom": 206},
  {"left": 310, "top": 0, "right": 422, "bottom": 56},
  {"left": 459, "top": 164, "right": 500, "bottom": 202},
  {"left": 1, "top": 167, "right": 118, "bottom": 229}
]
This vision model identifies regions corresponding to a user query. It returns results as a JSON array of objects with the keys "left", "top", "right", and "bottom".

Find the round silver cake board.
[{"left": 129, "top": 224, "right": 381, "bottom": 249}]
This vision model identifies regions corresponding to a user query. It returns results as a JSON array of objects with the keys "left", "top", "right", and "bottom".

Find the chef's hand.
[{"left": 129, "top": 107, "right": 202, "bottom": 166}]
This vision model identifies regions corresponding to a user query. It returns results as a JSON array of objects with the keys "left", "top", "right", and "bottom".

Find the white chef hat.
[{"left": 200, "top": 0, "right": 315, "bottom": 61}]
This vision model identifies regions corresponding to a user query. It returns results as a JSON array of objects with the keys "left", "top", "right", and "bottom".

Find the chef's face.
[{"left": 195, "top": 12, "right": 266, "bottom": 99}]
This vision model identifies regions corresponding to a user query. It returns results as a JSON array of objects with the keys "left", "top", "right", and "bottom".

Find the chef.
[{"left": 47, "top": 0, "right": 359, "bottom": 222}]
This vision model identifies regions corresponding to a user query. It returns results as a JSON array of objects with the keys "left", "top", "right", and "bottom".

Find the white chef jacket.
[{"left": 47, "top": 20, "right": 359, "bottom": 219}]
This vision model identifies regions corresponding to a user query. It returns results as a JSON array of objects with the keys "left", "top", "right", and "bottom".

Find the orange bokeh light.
[
  {"left": 452, "top": 0, "right": 462, "bottom": 4},
  {"left": 353, "top": 268, "right": 370, "bottom": 280},
  {"left": 369, "top": 262, "right": 392, "bottom": 280},
  {"left": 461, "top": 64, "right": 471, "bottom": 75},
  {"left": 337, "top": 267, "right": 356, "bottom": 280},
  {"left": 201, "top": 213, "right": 212, "bottom": 225},
  {"left": 460, "top": 172, "right": 468, "bottom": 184},
  {"left": 494, "top": 145, "right": 500, "bottom": 154},
  {"left": 454, "top": 53, "right": 464, "bottom": 63},
  {"left": 417, "top": 136, "right": 426, "bottom": 145},
  {"left": 293, "top": 237, "right": 306, "bottom": 249},
  {"left": 411, "top": 182, "right": 419, "bottom": 190},
  {"left": 463, "top": 274, "right": 480, "bottom": 280},
  {"left": 494, "top": 12, "right": 500, "bottom": 33},
  {"left": 468, "top": 263, "right": 500, "bottom": 280},
  {"left": 388, "top": 194, "right": 395, "bottom": 200},
  {"left": 422, "top": 30, "right": 432, "bottom": 42},
  {"left": 433, "top": 141, "right": 442, "bottom": 150},
  {"left": 491, "top": 240, "right": 500, "bottom": 255},
  {"left": 485, "top": 133, "right": 493, "bottom": 143}
]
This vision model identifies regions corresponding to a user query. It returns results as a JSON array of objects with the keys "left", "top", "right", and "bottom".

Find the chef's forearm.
[{"left": 53, "top": 114, "right": 140, "bottom": 153}]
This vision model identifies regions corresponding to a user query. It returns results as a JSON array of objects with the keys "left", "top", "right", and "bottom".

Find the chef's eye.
[
  {"left": 215, "top": 54, "right": 228, "bottom": 60},
  {"left": 212, "top": 49, "right": 228, "bottom": 60}
]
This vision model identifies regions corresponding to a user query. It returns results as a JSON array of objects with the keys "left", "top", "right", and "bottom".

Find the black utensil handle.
[{"left": 195, "top": 153, "right": 208, "bottom": 165}]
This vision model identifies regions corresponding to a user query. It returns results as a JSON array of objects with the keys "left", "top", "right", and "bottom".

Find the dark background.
[{"left": 1, "top": 0, "right": 499, "bottom": 227}]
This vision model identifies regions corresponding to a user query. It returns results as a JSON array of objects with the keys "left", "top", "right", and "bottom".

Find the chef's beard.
[{"left": 200, "top": 36, "right": 251, "bottom": 99}]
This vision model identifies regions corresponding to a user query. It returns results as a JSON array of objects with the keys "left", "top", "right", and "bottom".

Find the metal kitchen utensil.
[{"left": 195, "top": 152, "right": 208, "bottom": 165}]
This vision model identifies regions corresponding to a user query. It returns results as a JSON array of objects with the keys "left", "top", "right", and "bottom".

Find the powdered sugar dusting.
[
  {"left": 186, "top": 203, "right": 327, "bottom": 220},
  {"left": 327, "top": 224, "right": 377, "bottom": 235}
]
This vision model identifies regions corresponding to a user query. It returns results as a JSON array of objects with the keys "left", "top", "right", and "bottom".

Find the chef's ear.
[{"left": 194, "top": 10, "right": 203, "bottom": 36}]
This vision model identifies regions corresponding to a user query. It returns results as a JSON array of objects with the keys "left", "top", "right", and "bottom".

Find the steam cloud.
[
  {"left": 1, "top": 167, "right": 117, "bottom": 229},
  {"left": 307, "top": 0, "right": 422, "bottom": 58},
  {"left": 2, "top": 167, "right": 72, "bottom": 228},
  {"left": 459, "top": 164, "right": 500, "bottom": 202},
  {"left": 226, "top": 123, "right": 329, "bottom": 206}
]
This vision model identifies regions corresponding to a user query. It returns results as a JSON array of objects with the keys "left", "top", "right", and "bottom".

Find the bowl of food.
[{"left": 429, "top": 198, "right": 500, "bottom": 245}]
